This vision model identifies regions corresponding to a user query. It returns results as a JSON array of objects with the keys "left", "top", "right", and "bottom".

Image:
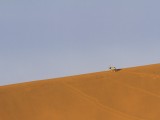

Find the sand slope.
[{"left": 0, "top": 64, "right": 160, "bottom": 120}]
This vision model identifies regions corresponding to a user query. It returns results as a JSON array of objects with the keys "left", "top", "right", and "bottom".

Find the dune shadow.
[{"left": 115, "top": 69, "right": 122, "bottom": 72}]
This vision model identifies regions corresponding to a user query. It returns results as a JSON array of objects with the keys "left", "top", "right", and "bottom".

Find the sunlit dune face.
[{"left": 0, "top": 64, "right": 160, "bottom": 120}]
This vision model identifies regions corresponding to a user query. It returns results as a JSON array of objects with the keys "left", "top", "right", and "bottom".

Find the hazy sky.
[{"left": 0, "top": 0, "right": 159, "bottom": 85}]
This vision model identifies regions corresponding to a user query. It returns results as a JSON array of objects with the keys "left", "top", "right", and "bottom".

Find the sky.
[{"left": 0, "top": 0, "right": 159, "bottom": 85}]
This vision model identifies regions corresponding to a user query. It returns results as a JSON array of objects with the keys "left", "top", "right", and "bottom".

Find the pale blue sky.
[{"left": 0, "top": 0, "right": 159, "bottom": 85}]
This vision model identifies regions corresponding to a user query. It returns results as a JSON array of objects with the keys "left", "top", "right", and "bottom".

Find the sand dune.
[{"left": 0, "top": 64, "right": 160, "bottom": 120}]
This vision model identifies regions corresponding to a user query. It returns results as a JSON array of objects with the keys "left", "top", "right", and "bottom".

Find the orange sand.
[{"left": 0, "top": 64, "right": 160, "bottom": 120}]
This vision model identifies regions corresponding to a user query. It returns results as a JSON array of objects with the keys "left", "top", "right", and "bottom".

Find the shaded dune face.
[{"left": 0, "top": 64, "right": 160, "bottom": 120}]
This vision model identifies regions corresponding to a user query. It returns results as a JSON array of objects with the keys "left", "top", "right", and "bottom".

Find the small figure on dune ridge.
[{"left": 109, "top": 66, "right": 117, "bottom": 72}]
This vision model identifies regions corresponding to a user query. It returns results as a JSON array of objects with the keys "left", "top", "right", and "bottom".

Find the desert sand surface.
[{"left": 0, "top": 64, "right": 160, "bottom": 120}]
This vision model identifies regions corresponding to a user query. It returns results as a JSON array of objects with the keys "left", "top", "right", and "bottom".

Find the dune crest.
[{"left": 0, "top": 64, "right": 160, "bottom": 120}]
